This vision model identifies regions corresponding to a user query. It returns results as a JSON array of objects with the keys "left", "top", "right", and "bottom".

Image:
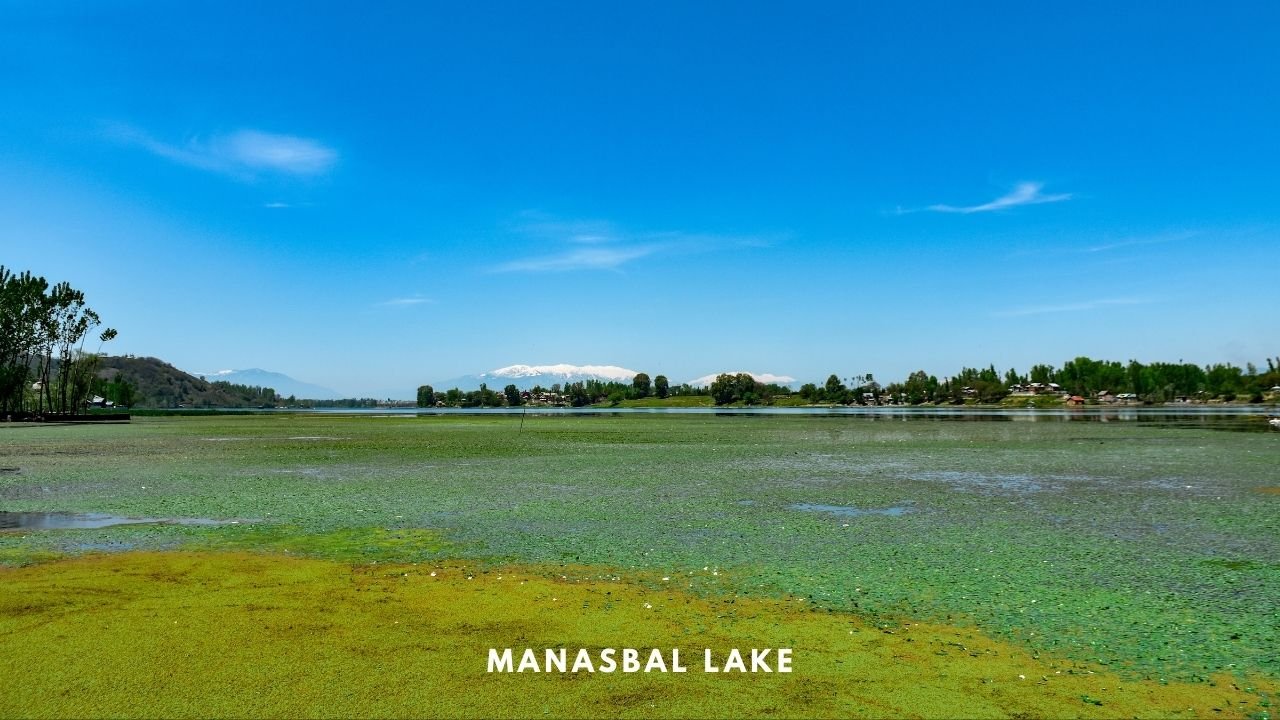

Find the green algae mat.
[{"left": 1, "top": 413, "right": 1277, "bottom": 717}]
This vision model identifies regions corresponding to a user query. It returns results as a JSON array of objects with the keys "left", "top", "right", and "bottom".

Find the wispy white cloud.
[
  {"left": 109, "top": 124, "right": 337, "bottom": 179},
  {"left": 263, "top": 202, "right": 292, "bottom": 209},
  {"left": 224, "top": 130, "right": 335, "bottom": 175},
  {"left": 495, "top": 245, "right": 659, "bottom": 273},
  {"left": 1005, "top": 229, "right": 1196, "bottom": 260},
  {"left": 491, "top": 214, "right": 773, "bottom": 274},
  {"left": 926, "top": 182, "right": 1072, "bottom": 214},
  {"left": 507, "top": 215, "right": 627, "bottom": 246},
  {"left": 1079, "top": 230, "right": 1195, "bottom": 253},
  {"left": 567, "top": 234, "right": 613, "bottom": 245},
  {"left": 377, "top": 295, "right": 434, "bottom": 307},
  {"left": 993, "top": 297, "right": 1152, "bottom": 318}
]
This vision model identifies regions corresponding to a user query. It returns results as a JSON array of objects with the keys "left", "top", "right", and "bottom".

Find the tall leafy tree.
[
  {"left": 903, "top": 370, "right": 931, "bottom": 404},
  {"left": 0, "top": 266, "right": 114, "bottom": 414},
  {"left": 503, "top": 384, "right": 522, "bottom": 406},
  {"left": 654, "top": 375, "right": 669, "bottom": 399},
  {"left": 567, "top": 382, "right": 591, "bottom": 407},
  {"left": 416, "top": 385, "right": 435, "bottom": 407},
  {"left": 710, "top": 373, "right": 763, "bottom": 405},
  {"left": 0, "top": 268, "right": 48, "bottom": 412},
  {"left": 823, "top": 374, "right": 847, "bottom": 403},
  {"left": 632, "top": 372, "right": 651, "bottom": 398}
]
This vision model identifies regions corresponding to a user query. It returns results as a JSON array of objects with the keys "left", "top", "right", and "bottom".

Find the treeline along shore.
[
  {"left": 50, "top": 354, "right": 1280, "bottom": 413},
  {"left": 415, "top": 356, "right": 1280, "bottom": 409}
]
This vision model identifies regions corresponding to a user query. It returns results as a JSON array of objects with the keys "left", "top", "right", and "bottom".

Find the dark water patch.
[
  {"left": 788, "top": 503, "right": 911, "bottom": 518},
  {"left": 1138, "top": 416, "right": 1280, "bottom": 433},
  {"left": 0, "top": 511, "right": 239, "bottom": 530},
  {"left": 1066, "top": 436, "right": 1181, "bottom": 442},
  {"left": 269, "top": 468, "right": 327, "bottom": 477}
]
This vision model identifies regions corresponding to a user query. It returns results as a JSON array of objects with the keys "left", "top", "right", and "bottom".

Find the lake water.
[
  {"left": 242, "top": 405, "right": 1280, "bottom": 432},
  {"left": 0, "top": 512, "right": 238, "bottom": 530}
]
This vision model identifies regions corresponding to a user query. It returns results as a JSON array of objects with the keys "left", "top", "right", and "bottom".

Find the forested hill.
[{"left": 96, "top": 356, "right": 278, "bottom": 408}]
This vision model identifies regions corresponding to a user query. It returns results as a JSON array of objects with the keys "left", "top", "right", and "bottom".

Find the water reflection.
[
  {"left": 0, "top": 512, "right": 238, "bottom": 530},
  {"left": 788, "top": 503, "right": 912, "bottom": 518},
  {"left": 265, "top": 404, "right": 1280, "bottom": 423}
]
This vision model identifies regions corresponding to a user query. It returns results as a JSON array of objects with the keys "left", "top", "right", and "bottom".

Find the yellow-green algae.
[{"left": 1, "top": 551, "right": 1272, "bottom": 719}]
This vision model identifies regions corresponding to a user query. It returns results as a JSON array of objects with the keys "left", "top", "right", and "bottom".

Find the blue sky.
[{"left": 2, "top": 2, "right": 1276, "bottom": 397}]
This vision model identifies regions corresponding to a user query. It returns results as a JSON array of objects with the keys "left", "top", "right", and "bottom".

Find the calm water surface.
[
  {"left": 0, "top": 512, "right": 238, "bottom": 530},
  {"left": 250, "top": 405, "right": 1280, "bottom": 432}
]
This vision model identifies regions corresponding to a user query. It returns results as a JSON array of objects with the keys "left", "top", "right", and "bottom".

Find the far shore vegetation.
[
  {"left": 38, "top": 350, "right": 1280, "bottom": 414},
  {"left": 411, "top": 357, "right": 1280, "bottom": 411}
]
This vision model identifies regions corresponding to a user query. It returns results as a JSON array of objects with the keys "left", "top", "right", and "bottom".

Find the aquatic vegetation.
[
  {"left": 0, "top": 551, "right": 1273, "bottom": 718},
  {"left": 1, "top": 412, "right": 1277, "bottom": 687}
]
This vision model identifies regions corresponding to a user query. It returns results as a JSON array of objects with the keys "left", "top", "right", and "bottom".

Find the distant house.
[
  {"left": 1271, "top": 385, "right": 1280, "bottom": 393},
  {"left": 1066, "top": 395, "right": 1085, "bottom": 406}
]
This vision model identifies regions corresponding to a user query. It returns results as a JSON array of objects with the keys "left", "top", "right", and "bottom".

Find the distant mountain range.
[
  {"left": 193, "top": 368, "right": 342, "bottom": 400},
  {"left": 105, "top": 358, "right": 800, "bottom": 403},
  {"left": 98, "top": 357, "right": 283, "bottom": 408},
  {"left": 433, "top": 364, "right": 799, "bottom": 392}
]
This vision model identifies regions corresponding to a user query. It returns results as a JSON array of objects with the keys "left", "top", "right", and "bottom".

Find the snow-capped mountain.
[
  {"left": 438, "top": 363, "right": 641, "bottom": 391},
  {"left": 193, "top": 368, "right": 342, "bottom": 400},
  {"left": 687, "top": 371, "right": 798, "bottom": 388}
]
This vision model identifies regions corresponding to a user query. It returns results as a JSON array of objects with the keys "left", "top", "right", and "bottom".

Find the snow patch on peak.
[
  {"left": 489, "top": 364, "right": 538, "bottom": 376},
  {"left": 687, "top": 371, "right": 798, "bottom": 387},
  {"left": 484, "top": 364, "right": 641, "bottom": 382}
]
